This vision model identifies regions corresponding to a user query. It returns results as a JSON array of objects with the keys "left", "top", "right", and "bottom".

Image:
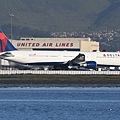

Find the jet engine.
[{"left": 81, "top": 61, "right": 97, "bottom": 69}]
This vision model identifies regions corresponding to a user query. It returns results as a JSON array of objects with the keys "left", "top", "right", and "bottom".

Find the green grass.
[{"left": 0, "top": 74, "right": 120, "bottom": 84}]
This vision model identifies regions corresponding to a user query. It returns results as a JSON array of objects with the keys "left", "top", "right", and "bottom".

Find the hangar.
[{"left": 11, "top": 37, "right": 99, "bottom": 51}]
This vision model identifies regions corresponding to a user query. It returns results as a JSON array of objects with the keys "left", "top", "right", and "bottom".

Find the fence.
[{"left": 0, "top": 70, "right": 120, "bottom": 75}]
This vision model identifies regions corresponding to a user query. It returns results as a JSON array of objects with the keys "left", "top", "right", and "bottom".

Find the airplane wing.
[
  {"left": 68, "top": 53, "right": 97, "bottom": 69},
  {"left": 69, "top": 53, "right": 85, "bottom": 64}
]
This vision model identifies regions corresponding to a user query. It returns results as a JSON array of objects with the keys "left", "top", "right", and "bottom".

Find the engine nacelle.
[
  {"left": 86, "top": 61, "right": 97, "bottom": 69},
  {"left": 83, "top": 61, "right": 97, "bottom": 69}
]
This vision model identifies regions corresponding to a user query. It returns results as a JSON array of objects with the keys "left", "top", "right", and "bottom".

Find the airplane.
[{"left": 0, "top": 30, "right": 120, "bottom": 70}]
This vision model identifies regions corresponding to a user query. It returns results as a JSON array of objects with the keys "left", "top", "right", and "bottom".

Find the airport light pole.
[{"left": 10, "top": 14, "right": 14, "bottom": 40}]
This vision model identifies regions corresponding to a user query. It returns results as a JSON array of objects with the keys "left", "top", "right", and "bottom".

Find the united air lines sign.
[{"left": 16, "top": 42, "right": 74, "bottom": 48}]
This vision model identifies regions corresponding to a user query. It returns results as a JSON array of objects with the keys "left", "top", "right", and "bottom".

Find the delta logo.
[{"left": 103, "top": 54, "right": 120, "bottom": 57}]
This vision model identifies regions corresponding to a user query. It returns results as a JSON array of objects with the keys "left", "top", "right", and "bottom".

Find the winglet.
[{"left": 0, "top": 30, "right": 17, "bottom": 52}]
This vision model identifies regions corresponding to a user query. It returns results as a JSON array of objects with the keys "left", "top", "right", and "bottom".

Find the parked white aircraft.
[{"left": 0, "top": 30, "right": 120, "bottom": 70}]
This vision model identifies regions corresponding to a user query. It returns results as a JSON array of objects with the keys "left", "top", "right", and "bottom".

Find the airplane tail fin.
[{"left": 0, "top": 30, "right": 17, "bottom": 52}]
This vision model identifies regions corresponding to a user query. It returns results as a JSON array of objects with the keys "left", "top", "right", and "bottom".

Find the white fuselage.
[
  {"left": 4, "top": 51, "right": 79, "bottom": 65},
  {"left": 3, "top": 51, "right": 120, "bottom": 67}
]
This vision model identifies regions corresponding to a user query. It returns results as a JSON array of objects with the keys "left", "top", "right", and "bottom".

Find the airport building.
[{"left": 11, "top": 37, "right": 99, "bottom": 52}]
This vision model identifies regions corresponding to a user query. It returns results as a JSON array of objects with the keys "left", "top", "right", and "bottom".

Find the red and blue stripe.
[{"left": 0, "top": 30, "right": 17, "bottom": 52}]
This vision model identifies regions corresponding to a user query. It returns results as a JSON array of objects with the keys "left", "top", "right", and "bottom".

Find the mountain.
[
  {"left": 0, "top": 0, "right": 120, "bottom": 38},
  {"left": 94, "top": 0, "right": 120, "bottom": 29}
]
